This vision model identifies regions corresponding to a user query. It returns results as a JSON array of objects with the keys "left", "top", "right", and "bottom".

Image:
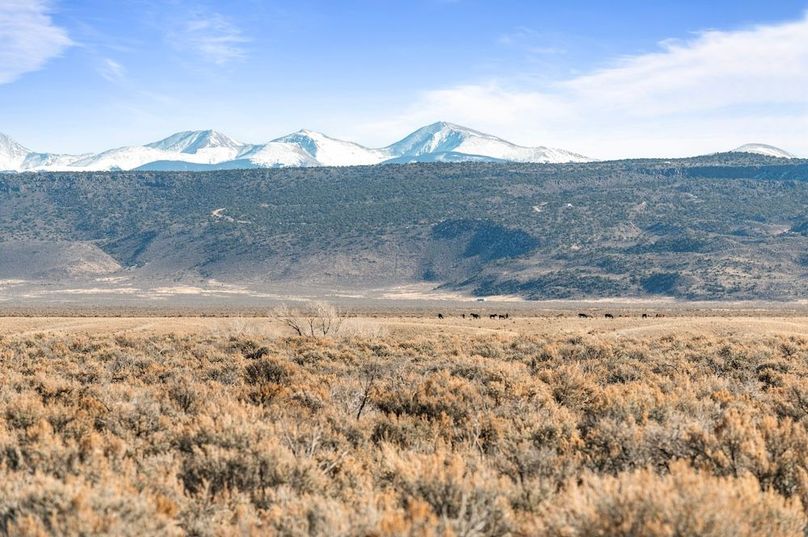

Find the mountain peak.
[
  {"left": 388, "top": 121, "right": 515, "bottom": 158},
  {"left": 272, "top": 129, "right": 388, "bottom": 166},
  {"left": 293, "top": 128, "right": 320, "bottom": 136},
  {"left": 426, "top": 121, "right": 484, "bottom": 133},
  {"left": 146, "top": 130, "right": 243, "bottom": 153},
  {"left": 413, "top": 121, "right": 492, "bottom": 138},
  {"left": 276, "top": 129, "right": 338, "bottom": 143},
  {"left": 0, "top": 132, "right": 31, "bottom": 154},
  {"left": 386, "top": 122, "right": 591, "bottom": 164},
  {"left": 731, "top": 143, "right": 796, "bottom": 159},
  {"left": 0, "top": 133, "right": 32, "bottom": 171}
]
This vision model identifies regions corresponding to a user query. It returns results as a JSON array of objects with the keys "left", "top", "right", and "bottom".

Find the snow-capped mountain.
[
  {"left": 0, "top": 133, "right": 31, "bottom": 171},
  {"left": 235, "top": 141, "right": 320, "bottom": 168},
  {"left": 67, "top": 146, "right": 181, "bottom": 171},
  {"left": 70, "top": 130, "right": 248, "bottom": 171},
  {"left": 0, "top": 125, "right": 592, "bottom": 171},
  {"left": 731, "top": 143, "right": 796, "bottom": 159},
  {"left": 22, "top": 152, "right": 93, "bottom": 170},
  {"left": 271, "top": 130, "right": 391, "bottom": 166},
  {"left": 147, "top": 130, "right": 242, "bottom": 153},
  {"left": 386, "top": 122, "right": 591, "bottom": 164},
  {"left": 3, "top": 127, "right": 805, "bottom": 172}
]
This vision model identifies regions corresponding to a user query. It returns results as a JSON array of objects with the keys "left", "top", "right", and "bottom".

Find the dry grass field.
[{"left": 1, "top": 311, "right": 807, "bottom": 536}]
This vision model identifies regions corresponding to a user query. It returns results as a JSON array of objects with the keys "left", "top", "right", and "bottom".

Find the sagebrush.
[{"left": 1, "top": 329, "right": 807, "bottom": 535}]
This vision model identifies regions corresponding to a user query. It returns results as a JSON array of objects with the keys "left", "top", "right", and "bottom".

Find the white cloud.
[
  {"left": 366, "top": 14, "right": 808, "bottom": 159},
  {"left": 566, "top": 16, "right": 808, "bottom": 116},
  {"left": 0, "top": 0, "right": 72, "bottom": 84},
  {"left": 99, "top": 58, "right": 125, "bottom": 82},
  {"left": 171, "top": 13, "right": 248, "bottom": 65}
]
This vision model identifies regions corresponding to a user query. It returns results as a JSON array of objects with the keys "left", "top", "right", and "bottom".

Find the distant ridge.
[
  {"left": 730, "top": 143, "right": 796, "bottom": 159},
  {"left": 1, "top": 126, "right": 801, "bottom": 172}
]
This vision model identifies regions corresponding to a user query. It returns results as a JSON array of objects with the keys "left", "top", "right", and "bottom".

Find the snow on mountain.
[
  {"left": 67, "top": 146, "right": 180, "bottom": 171},
  {"left": 71, "top": 130, "right": 248, "bottom": 171},
  {"left": 147, "top": 130, "right": 243, "bottom": 153},
  {"left": 731, "top": 143, "right": 796, "bottom": 159},
  {"left": 386, "top": 122, "right": 592, "bottom": 164},
  {"left": 145, "top": 130, "right": 245, "bottom": 164},
  {"left": 235, "top": 141, "right": 320, "bottom": 168},
  {"left": 6, "top": 127, "right": 806, "bottom": 172},
  {"left": 0, "top": 123, "right": 594, "bottom": 171},
  {"left": 22, "top": 152, "right": 93, "bottom": 170},
  {"left": 0, "top": 133, "right": 32, "bottom": 171},
  {"left": 384, "top": 151, "right": 508, "bottom": 164},
  {"left": 271, "top": 130, "right": 391, "bottom": 166}
]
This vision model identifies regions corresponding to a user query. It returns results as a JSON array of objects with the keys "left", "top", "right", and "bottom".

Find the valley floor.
[
  {"left": 0, "top": 312, "right": 807, "bottom": 535},
  {"left": 1, "top": 312, "right": 807, "bottom": 339}
]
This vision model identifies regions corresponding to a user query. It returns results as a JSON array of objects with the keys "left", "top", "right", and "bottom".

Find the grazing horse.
[
  {"left": 498, "top": 314, "right": 507, "bottom": 319},
  {"left": 470, "top": 313, "right": 480, "bottom": 319},
  {"left": 578, "top": 313, "right": 589, "bottom": 318},
  {"left": 642, "top": 313, "right": 648, "bottom": 319},
  {"left": 462, "top": 314, "right": 466, "bottom": 319},
  {"left": 605, "top": 313, "right": 615, "bottom": 319},
  {"left": 437, "top": 313, "right": 444, "bottom": 319},
  {"left": 489, "top": 314, "right": 498, "bottom": 319}
]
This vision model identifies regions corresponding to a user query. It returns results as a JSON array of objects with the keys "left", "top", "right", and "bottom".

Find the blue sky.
[{"left": 1, "top": 0, "right": 807, "bottom": 158}]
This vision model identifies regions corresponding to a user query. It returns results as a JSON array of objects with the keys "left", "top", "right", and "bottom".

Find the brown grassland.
[{"left": 1, "top": 312, "right": 807, "bottom": 536}]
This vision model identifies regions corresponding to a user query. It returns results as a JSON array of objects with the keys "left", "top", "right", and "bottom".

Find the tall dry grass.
[{"left": 0, "top": 329, "right": 807, "bottom": 535}]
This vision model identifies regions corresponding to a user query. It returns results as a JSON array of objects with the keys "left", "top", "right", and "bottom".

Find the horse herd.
[
  {"left": 577, "top": 313, "right": 663, "bottom": 319},
  {"left": 435, "top": 312, "right": 663, "bottom": 320},
  {"left": 436, "top": 313, "right": 510, "bottom": 320}
]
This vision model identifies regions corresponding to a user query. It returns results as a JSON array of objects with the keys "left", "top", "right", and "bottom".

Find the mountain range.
[{"left": 0, "top": 122, "right": 797, "bottom": 172}]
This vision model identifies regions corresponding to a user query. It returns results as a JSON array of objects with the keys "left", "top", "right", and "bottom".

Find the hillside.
[{"left": 0, "top": 154, "right": 806, "bottom": 300}]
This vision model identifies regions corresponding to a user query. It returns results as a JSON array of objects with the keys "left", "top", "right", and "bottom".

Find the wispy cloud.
[
  {"left": 170, "top": 12, "right": 248, "bottom": 65},
  {"left": 367, "top": 14, "right": 808, "bottom": 158},
  {"left": 497, "top": 26, "right": 566, "bottom": 56},
  {"left": 98, "top": 58, "right": 125, "bottom": 82},
  {"left": 0, "top": 0, "right": 72, "bottom": 84}
]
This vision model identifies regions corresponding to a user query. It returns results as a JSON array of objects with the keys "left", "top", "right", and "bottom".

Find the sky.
[{"left": 0, "top": 0, "right": 807, "bottom": 159}]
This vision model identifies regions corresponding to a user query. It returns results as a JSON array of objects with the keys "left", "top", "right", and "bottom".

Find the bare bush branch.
[{"left": 273, "top": 301, "right": 344, "bottom": 338}]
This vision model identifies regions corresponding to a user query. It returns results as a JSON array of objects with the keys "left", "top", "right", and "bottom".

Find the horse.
[{"left": 605, "top": 313, "right": 615, "bottom": 319}]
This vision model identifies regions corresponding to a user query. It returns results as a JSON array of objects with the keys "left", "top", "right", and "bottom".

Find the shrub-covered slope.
[{"left": 0, "top": 155, "right": 805, "bottom": 299}]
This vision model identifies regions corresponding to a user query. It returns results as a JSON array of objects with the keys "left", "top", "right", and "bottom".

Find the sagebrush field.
[{"left": 1, "top": 314, "right": 808, "bottom": 536}]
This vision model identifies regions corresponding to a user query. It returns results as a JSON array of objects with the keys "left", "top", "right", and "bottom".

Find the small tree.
[{"left": 274, "top": 301, "right": 344, "bottom": 338}]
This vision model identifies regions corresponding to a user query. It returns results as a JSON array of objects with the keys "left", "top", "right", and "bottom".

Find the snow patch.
[{"left": 731, "top": 143, "right": 796, "bottom": 159}]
